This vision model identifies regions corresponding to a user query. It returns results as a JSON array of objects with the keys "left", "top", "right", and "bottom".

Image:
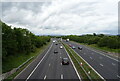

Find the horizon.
[{"left": 1, "top": 0, "right": 119, "bottom": 35}]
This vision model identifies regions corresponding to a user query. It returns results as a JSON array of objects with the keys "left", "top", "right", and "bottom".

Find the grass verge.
[
  {"left": 3, "top": 42, "right": 51, "bottom": 80},
  {"left": 63, "top": 43, "right": 104, "bottom": 81},
  {"left": 76, "top": 42, "right": 120, "bottom": 54}
]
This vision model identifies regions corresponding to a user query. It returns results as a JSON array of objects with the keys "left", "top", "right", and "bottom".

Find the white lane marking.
[
  {"left": 100, "top": 64, "right": 103, "bottom": 67},
  {"left": 61, "top": 63, "right": 62, "bottom": 66},
  {"left": 84, "top": 46, "right": 119, "bottom": 62},
  {"left": 26, "top": 43, "right": 53, "bottom": 81},
  {"left": 60, "top": 56, "right": 61, "bottom": 59},
  {"left": 90, "top": 57, "right": 93, "bottom": 59},
  {"left": 91, "top": 53, "right": 94, "bottom": 55},
  {"left": 117, "top": 75, "right": 120, "bottom": 78},
  {"left": 112, "top": 63, "right": 116, "bottom": 66},
  {"left": 14, "top": 43, "right": 52, "bottom": 79},
  {"left": 72, "top": 49, "right": 105, "bottom": 80},
  {"left": 44, "top": 75, "right": 47, "bottom": 80},
  {"left": 49, "top": 63, "right": 51, "bottom": 67},
  {"left": 61, "top": 74, "right": 63, "bottom": 79},
  {"left": 63, "top": 45, "right": 82, "bottom": 81},
  {"left": 60, "top": 53, "right": 61, "bottom": 54}
]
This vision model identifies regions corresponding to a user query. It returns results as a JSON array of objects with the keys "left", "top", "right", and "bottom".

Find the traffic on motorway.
[
  {"left": 64, "top": 39, "right": 119, "bottom": 80},
  {"left": 14, "top": 39, "right": 80, "bottom": 80},
  {"left": 13, "top": 38, "right": 119, "bottom": 81}
]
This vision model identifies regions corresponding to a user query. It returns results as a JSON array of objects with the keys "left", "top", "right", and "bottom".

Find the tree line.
[
  {"left": 1, "top": 21, "right": 50, "bottom": 60},
  {"left": 61, "top": 33, "right": 120, "bottom": 49}
]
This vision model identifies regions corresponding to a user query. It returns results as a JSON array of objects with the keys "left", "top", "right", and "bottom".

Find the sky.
[{"left": 1, "top": 0, "right": 119, "bottom": 35}]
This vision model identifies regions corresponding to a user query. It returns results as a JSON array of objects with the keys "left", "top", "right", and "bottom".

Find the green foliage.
[
  {"left": 2, "top": 21, "right": 50, "bottom": 60},
  {"left": 61, "top": 33, "right": 120, "bottom": 49}
]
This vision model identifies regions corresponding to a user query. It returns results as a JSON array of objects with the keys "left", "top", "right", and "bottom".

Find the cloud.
[{"left": 1, "top": 0, "right": 119, "bottom": 35}]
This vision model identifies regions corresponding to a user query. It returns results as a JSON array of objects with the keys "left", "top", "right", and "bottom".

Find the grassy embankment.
[
  {"left": 3, "top": 42, "right": 51, "bottom": 80},
  {"left": 63, "top": 43, "right": 104, "bottom": 81}
]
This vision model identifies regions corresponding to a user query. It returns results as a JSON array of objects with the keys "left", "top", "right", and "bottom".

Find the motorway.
[
  {"left": 64, "top": 40, "right": 119, "bottom": 80},
  {"left": 14, "top": 39, "right": 80, "bottom": 81}
]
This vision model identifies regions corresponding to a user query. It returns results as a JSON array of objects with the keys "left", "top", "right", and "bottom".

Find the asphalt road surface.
[
  {"left": 64, "top": 40, "right": 119, "bottom": 80},
  {"left": 14, "top": 39, "right": 79, "bottom": 81}
]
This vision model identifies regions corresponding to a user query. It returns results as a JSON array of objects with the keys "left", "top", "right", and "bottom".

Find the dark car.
[
  {"left": 78, "top": 46, "right": 82, "bottom": 50},
  {"left": 54, "top": 50, "right": 58, "bottom": 53},
  {"left": 62, "top": 58, "right": 69, "bottom": 65},
  {"left": 55, "top": 43, "right": 58, "bottom": 45}
]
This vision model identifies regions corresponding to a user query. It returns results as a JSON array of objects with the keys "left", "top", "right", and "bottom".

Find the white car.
[
  {"left": 60, "top": 46, "right": 63, "bottom": 49},
  {"left": 53, "top": 40, "right": 56, "bottom": 43}
]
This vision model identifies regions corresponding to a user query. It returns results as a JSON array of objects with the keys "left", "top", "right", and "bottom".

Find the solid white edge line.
[
  {"left": 117, "top": 75, "right": 120, "bottom": 78},
  {"left": 100, "top": 64, "right": 103, "bottom": 67},
  {"left": 84, "top": 46, "right": 119, "bottom": 62},
  {"left": 44, "top": 75, "right": 47, "bottom": 80},
  {"left": 73, "top": 41, "right": 119, "bottom": 62},
  {"left": 61, "top": 74, "right": 63, "bottom": 79},
  {"left": 14, "top": 43, "right": 52, "bottom": 79},
  {"left": 73, "top": 49, "right": 105, "bottom": 80},
  {"left": 63, "top": 45, "right": 82, "bottom": 81},
  {"left": 25, "top": 43, "right": 53, "bottom": 81}
]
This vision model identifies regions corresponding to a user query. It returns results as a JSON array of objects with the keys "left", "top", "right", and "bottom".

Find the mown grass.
[
  {"left": 3, "top": 42, "right": 51, "bottom": 80},
  {"left": 63, "top": 43, "right": 104, "bottom": 81}
]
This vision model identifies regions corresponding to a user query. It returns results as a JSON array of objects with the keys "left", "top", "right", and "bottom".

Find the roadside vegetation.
[
  {"left": 1, "top": 21, "right": 51, "bottom": 73},
  {"left": 4, "top": 42, "right": 50, "bottom": 80},
  {"left": 61, "top": 33, "right": 120, "bottom": 53},
  {"left": 63, "top": 43, "right": 104, "bottom": 81}
]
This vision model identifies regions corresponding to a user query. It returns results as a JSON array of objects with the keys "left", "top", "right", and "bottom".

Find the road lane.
[
  {"left": 14, "top": 39, "right": 79, "bottom": 81},
  {"left": 14, "top": 42, "right": 53, "bottom": 80},
  {"left": 59, "top": 43, "right": 79, "bottom": 79},
  {"left": 64, "top": 41, "right": 119, "bottom": 79}
]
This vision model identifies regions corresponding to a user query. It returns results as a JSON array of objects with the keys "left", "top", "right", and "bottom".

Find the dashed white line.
[
  {"left": 26, "top": 43, "right": 53, "bottom": 81},
  {"left": 90, "top": 57, "right": 93, "bottom": 59},
  {"left": 112, "top": 63, "right": 116, "bottom": 66},
  {"left": 49, "top": 63, "right": 51, "bottom": 67},
  {"left": 85, "top": 46, "right": 119, "bottom": 62},
  {"left": 61, "top": 74, "right": 63, "bottom": 79},
  {"left": 61, "top": 63, "right": 62, "bottom": 66},
  {"left": 60, "top": 56, "right": 61, "bottom": 59},
  {"left": 60, "top": 53, "right": 61, "bottom": 54},
  {"left": 100, "top": 64, "right": 103, "bottom": 67},
  {"left": 71, "top": 46, "right": 105, "bottom": 80},
  {"left": 44, "top": 75, "right": 47, "bottom": 80}
]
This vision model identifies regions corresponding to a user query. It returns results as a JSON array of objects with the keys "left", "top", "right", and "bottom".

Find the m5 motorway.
[
  {"left": 64, "top": 40, "right": 119, "bottom": 80},
  {"left": 14, "top": 39, "right": 80, "bottom": 81}
]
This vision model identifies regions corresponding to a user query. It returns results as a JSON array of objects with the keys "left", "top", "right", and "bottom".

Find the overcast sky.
[{"left": 1, "top": 0, "right": 119, "bottom": 35}]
